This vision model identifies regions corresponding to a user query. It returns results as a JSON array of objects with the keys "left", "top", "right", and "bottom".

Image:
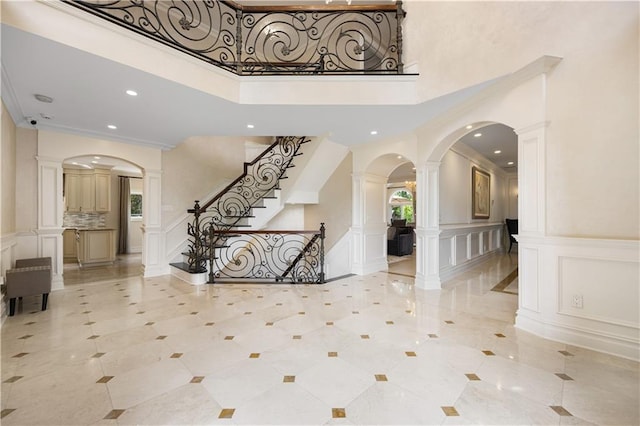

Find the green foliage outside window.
[{"left": 130, "top": 193, "right": 142, "bottom": 217}]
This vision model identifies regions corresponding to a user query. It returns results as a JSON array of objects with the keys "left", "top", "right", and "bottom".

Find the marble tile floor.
[
  {"left": 63, "top": 254, "right": 143, "bottom": 286},
  {"left": 1, "top": 254, "right": 638, "bottom": 425}
]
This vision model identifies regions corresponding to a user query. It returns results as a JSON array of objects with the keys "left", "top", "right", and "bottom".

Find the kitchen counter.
[{"left": 66, "top": 228, "right": 116, "bottom": 267}]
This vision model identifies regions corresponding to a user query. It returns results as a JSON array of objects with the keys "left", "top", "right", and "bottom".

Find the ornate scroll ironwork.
[
  {"left": 64, "top": 0, "right": 406, "bottom": 75},
  {"left": 186, "top": 136, "right": 310, "bottom": 274},
  {"left": 207, "top": 225, "right": 325, "bottom": 284}
]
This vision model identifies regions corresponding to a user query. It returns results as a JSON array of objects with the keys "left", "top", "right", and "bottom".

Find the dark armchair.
[
  {"left": 387, "top": 226, "right": 414, "bottom": 256},
  {"left": 5, "top": 257, "right": 52, "bottom": 316},
  {"left": 505, "top": 219, "right": 518, "bottom": 253}
]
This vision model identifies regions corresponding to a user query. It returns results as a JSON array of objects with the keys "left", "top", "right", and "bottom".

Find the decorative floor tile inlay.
[
  {"left": 495, "top": 333, "right": 506, "bottom": 338},
  {"left": 145, "top": 322, "right": 155, "bottom": 326},
  {"left": 190, "top": 312, "right": 198, "bottom": 315},
  {"left": 104, "top": 409, "right": 126, "bottom": 420},
  {"left": 24, "top": 321, "right": 36, "bottom": 325},
  {"left": 326, "top": 322, "right": 334, "bottom": 326},
  {"left": 385, "top": 321, "right": 394, "bottom": 325},
  {"left": 292, "top": 335, "right": 302, "bottom": 340},
  {"left": 1, "top": 409, "right": 16, "bottom": 418},
  {"left": 442, "top": 406, "right": 459, "bottom": 416},
  {"left": 136, "top": 311, "right": 145, "bottom": 315},
  {"left": 219, "top": 409, "right": 235, "bottom": 419},
  {"left": 332, "top": 408, "right": 346, "bottom": 418},
  {"left": 4, "top": 376, "right": 23, "bottom": 383},
  {"left": 445, "top": 320, "right": 454, "bottom": 324},
  {"left": 87, "top": 335, "right": 100, "bottom": 340},
  {"left": 249, "top": 353, "right": 260, "bottom": 358},
  {"left": 482, "top": 350, "right": 495, "bottom": 356},
  {"left": 205, "top": 322, "right": 215, "bottom": 326},
  {"left": 96, "top": 376, "right": 114, "bottom": 383},
  {"left": 283, "top": 375, "right": 295, "bottom": 383},
  {"left": 405, "top": 351, "right": 417, "bottom": 357},
  {"left": 360, "top": 335, "right": 370, "bottom": 339},
  {"left": 550, "top": 406, "right": 573, "bottom": 416},
  {"left": 374, "top": 374, "right": 388, "bottom": 382},
  {"left": 170, "top": 353, "right": 183, "bottom": 358},
  {"left": 156, "top": 336, "right": 167, "bottom": 340},
  {"left": 558, "top": 350, "right": 574, "bottom": 357},
  {"left": 244, "top": 312, "right": 252, "bottom": 315},
  {"left": 428, "top": 334, "right": 438, "bottom": 338},
  {"left": 298, "top": 312, "right": 305, "bottom": 315},
  {"left": 555, "top": 373, "right": 574, "bottom": 381},
  {"left": 225, "top": 336, "right": 234, "bottom": 340},
  {"left": 266, "top": 322, "right": 274, "bottom": 326},
  {"left": 18, "top": 335, "right": 33, "bottom": 339},
  {"left": 92, "top": 353, "right": 106, "bottom": 358},
  {"left": 465, "top": 373, "right": 481, "bottom": 381},
  {"left": 190, "top": 376, "right": 205, "bottom": 383}
]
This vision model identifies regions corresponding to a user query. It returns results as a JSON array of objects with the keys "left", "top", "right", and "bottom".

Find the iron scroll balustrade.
[
  {"left": 206, "top": 224, "right": 325, "bottom": 284},
  {"left": 63, "top": 1, "right": 406, "bottom": 75},
  {"left": 186, "top": 136, "right": 310, "bottom": 273}
]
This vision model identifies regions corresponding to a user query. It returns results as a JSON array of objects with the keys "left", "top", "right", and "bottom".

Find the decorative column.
[
  {"left": 351, "top": 172, "right": 389, "bottom": 275},
  {"left": 36, "top": 156, "right": 64, "bottom": 290},
  {"left": 141, "top": 169, "right": 164, "bottom": 277},
  {"left": 514, "top": 121, "right": 547, "bottom": 323},
  {"left": 414, "top": 162, "right": 441, "bottom": 289}
]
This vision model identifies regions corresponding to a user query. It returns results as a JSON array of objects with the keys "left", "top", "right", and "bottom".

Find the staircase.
[{"left": 170, "top": 136, "right": 312, "bottom": 283}]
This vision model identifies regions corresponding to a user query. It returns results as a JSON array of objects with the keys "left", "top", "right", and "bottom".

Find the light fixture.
[
  {"left": 91, "top": 160, "right": 98, "bottom": 164},
  {"left": 370, "top": 130, "right": 378, "bottom": 135},
  {"left": 34, "top": 94, "right": 53, "bottom": 103},
  {"left": 126, "top": 89, "right": 138, "bottom": 96},
  {"left": 71, "top": 162, "right": 78, "bottom": 165},
  {"left": 247, "top": 124, "right": 255, "bottom": 129},
  {"left": 494, "top": 150, "right": 502, "bottom": 154},
  {"left": 397, "top": 155, "right": 402, "bottom": 159},
  {"left": 107, "top": 124, "right": 117, "bottom": 130},
  {"left": 474, "top": 133, "right": 482, "bottom": 137},
  {"left": 465, "top": 125, "right": 473, "bottom": 129},
  {"left": 94, "top": 156, "right": 101, "bottom": 160},
  {"left": 507, "top": 161, "right": 514, "bottom": 165}
]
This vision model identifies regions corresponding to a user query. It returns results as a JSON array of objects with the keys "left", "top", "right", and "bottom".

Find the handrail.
[{"left": 63, "top": 0, "right": 406, "bottom": 75}]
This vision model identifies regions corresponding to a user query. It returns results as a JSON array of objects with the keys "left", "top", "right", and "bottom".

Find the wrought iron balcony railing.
[{"left": 63, "top": 0, "right": 406, "bottom": 75}]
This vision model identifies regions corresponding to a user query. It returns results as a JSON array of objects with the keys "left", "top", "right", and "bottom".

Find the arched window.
[{"left": 389, "top": 189, "right": 414, "bottom": 223}]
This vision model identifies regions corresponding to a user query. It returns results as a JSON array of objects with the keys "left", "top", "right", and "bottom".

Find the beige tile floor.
[{"left": 2, "top": 254, "right": 638, "bottom": 425}]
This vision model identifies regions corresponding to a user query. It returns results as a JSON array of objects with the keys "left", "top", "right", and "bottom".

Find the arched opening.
[
  {"left": 61, "top": 154, "right": 144, "bottom": 285},
  {"left": 387, "top": 161, "right": 417, "bottom": 277}
]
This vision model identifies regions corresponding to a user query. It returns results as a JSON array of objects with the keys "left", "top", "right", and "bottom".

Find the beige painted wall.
[
  {"left": 14, "top": 128, "right": 38, "bottom": 232},
  {"left": 161, "top": 136, "right": 269, "bottom": 227},
  {"left": 1, "top": 102, "right": 16, "bottom": 234},
  {"left": 304, "top": 152, "right": 353, "bottom": 251},
  {"left": 403, "top": 1, "right": 638, "bottom": 239}
]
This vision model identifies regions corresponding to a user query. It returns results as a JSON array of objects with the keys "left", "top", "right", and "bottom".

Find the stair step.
[
  {"left": 225, "top": 215, "right": 256, "bottom": 219},
  {"left": 170, "top": 262, "right": 205, "bottom": 274}
]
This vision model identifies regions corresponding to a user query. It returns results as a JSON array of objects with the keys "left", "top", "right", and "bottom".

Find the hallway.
[{"left": 1, "top": 255, "right": 638, "bottom": 425}]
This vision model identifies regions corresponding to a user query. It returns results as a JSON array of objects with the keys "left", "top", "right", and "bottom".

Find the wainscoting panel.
[
  {"left": 440, "top": 223, "right": 503, "bottom": 282},
  {"left": 515, "top": 236, "right": 639, "bottom": 361}
]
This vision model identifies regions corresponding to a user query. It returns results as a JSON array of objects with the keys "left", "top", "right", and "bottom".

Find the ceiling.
[
  {"left": 456, "top": 123, "right": 518, "bottom": 172},
  {"left": 1, "top": 16, "right": 517, "bottom": 170}
]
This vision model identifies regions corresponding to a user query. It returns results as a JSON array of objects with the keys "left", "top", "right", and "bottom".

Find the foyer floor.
[{"left": 2, "top": 255, "right": 638, "bottom": 425}]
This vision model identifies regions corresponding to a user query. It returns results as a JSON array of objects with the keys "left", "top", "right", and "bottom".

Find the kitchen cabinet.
[
  {"left": 64, "top": 168, "right": 111, "bottom": 212},
  {"left": 63, "top": 229, "right": 78, "bottom": 260},
  {"left": 77, "top": 229, "right": 116, "bottom": 267}
]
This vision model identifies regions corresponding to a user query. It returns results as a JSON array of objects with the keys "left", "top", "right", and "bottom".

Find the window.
[
  {"left": 389, "top": 189, "right": 414, "bottom": 223},
  {"left": 130, "top": 193, "right": 142, "bottom": 218}
]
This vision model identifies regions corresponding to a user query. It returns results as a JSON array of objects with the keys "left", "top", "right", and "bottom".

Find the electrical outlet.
[{"left": 571, "top": 294, "right": 583, "bottom": 309}]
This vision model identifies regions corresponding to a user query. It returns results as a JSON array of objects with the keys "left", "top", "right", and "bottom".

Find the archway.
[{"left": 61, "top": 154, "right": 144, "bottom": 284}]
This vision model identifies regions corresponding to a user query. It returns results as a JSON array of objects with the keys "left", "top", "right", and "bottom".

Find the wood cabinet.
[
  {"left": 77, "top": 229, "right": 116, "bottom": 267},
  {"left": 64, "top": 168, "right": 111, "bottom": 212},
  {"left": 63, "top": 229, "right": 78, "bottom": 260}
]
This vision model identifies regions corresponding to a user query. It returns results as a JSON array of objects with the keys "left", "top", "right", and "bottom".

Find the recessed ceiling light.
[
  {"left": 371, "top": 130, "right": 378, "bottom": 135},
  {"left": 72, "top": 162, "right": 78, "bottom": 165},
  {"left": 397, "top": 155, "right": 402, "bottom": 159},
  {"left": 247, "top": 124, "right": 255, "bottom": 129},
  {"left": 507, "top": 161, "right": 514, "bottom": 165},
  {"left": 126, "top": 90, "right": 138, "bottom": 96},
  {"left": 494, "top": 150, "right": 502, "bottom": 154},
  {"left": 94, "top": 156, "right": 101, "bottom": 160},
  {"left": 466, "top": 125, "right": 473, "bottom": 129},
  {"left": 107, "top": 124, "right": 117, "bottom": 130},
  {"left": 474, "top": 133, "right": 482, "bottom": 137},
  {"left": 91, "top": 160, "right": 98, "bottom": 164}
]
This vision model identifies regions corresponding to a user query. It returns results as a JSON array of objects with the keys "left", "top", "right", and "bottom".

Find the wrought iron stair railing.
[
  {"left": 172, "top": 135, "right": 325, "bottom": 284},
  {"left": 63, "top": 0, "right": 407, "bottom": 75}
]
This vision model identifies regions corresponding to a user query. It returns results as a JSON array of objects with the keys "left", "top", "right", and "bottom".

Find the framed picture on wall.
[{"left": 472, "top": 166, "right": 490, "bottom": 219}]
